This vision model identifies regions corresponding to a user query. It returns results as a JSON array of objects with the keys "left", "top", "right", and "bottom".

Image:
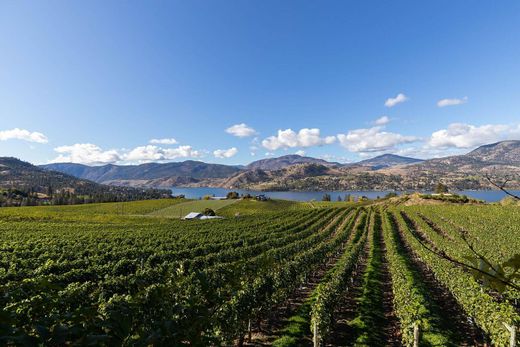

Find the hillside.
[
  {"left": 246, "top": 154, "right": 339, "bottom": 171},
  {"left": 42, "top": 160, "right": 243, "bottom": 185},
  {"left": 39, "top": 140, "right": 520, "bottom": 191},
  {"left": 353, "top": 154, "right": 423, "bottom": 169},
  {"left": 219, "top": 141, "right": 520, "bottom": 191},
  {"left": 0, "top": 157, "right": 170, "bottom": 206}
]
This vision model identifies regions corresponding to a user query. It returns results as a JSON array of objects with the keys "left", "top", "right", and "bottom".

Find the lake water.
[{"left": 170, "top": 187, "right": 520, "bottom": 202}]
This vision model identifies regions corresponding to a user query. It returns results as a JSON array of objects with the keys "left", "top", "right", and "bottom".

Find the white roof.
[
  {"left": 200, "top": 215, "right": 224, "bottom": 220},
  {"left": 183, "top": 212, "right": 203, "bottom": 219}
]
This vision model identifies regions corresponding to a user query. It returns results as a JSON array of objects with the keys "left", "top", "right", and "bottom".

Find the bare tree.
[{"left": 484, "top": 173, "right": 520, "bottom": 200}]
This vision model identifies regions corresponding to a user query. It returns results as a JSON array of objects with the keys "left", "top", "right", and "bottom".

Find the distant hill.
[
  {"left": 42, "top": 160, "right": 243, "bottom": 185},
  {"left": 247, "top": 154, "right": 339, "bottom": 171},
  {"left": 218, "top": 141, "right": 520, "bottom": 191},
  {"left": 0, "top": 157, "right": 169, "bottom": 206},
  {"left": 40, "top": 140, "right": 520, "bottom": 191},
  {"left": 465, "top": 140, "right": 520, "bottom": 164},
  {"left": 353, "top": 154, "right": 423, "bottom": 169}
]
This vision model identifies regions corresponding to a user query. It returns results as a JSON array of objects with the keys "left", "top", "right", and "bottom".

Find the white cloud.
[
  {"left": 50, "top": 143, "right": 203, "bottom": 164},
  {"left": 385, "top": 93, "right": 408, "bottom": 108},
  {"left": 437, "top": 96, "right": 468, "bottom": 108},
  {"left": 150, "top": 138, "right": 178, "bottom": 145},
  {"left": 262, "top": 128, "right": 336, "bottom": 151},
  {"left": 226, "top": 123, "right": 257, "bottom": 137},
  {"left": 428, "top": 123, "right": 520, "bottom": 149},
  {"left": 51, "top": 143, "right": 121, "bottom": 164},
  {"left": 213, "top": 147, "right": 238, "bottom": 159},
  {"left": 0, "top": 128, "right": 48, "bottom": 143},
  {"left": 295, "top": 150, "right": 306, "bottom": 156},
  {"left": 125, "top": 145, "right": 202, "bottom": 162},
  {"left": 374, "top": 116, "right": 390, "bottom": 126},
  {"left": 337, "top": 124, "right": 419, "bottom": 153}
]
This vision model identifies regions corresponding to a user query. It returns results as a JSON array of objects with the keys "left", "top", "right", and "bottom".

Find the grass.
[
  {"left": 0, "top": 198, "right": 187, "bottom": 221},
  {"left": 218, "top": 199, "right": 304, "bottom": 217},
  {"left": 148, "top": 199, "right": 238, "bottom": 218},
  {"left": 272, "top": 296, "right": 315, "bottom": 347}
]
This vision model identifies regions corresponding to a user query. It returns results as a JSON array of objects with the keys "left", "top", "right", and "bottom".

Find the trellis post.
[
  {"left": 313, "top": 322, "right": 320, "bottom": 347},
  {"left": 503, "top": 322, "right": 517, "bottom": 347},
  {"left": 413, "top": 323, "right": 420, "bottom": 347}
]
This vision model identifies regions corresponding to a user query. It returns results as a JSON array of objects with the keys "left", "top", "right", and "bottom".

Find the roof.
[
  {"left": 183, "top": 212, "right": 203, "bottom": 219},
  {"left": 199, "top": 215, "right": 224, "bottom": 220}
]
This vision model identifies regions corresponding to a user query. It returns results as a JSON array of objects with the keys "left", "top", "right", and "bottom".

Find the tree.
[
  {"left": 434, "top": 182, "right": 449, "bottom": 194},
  {"left": 203, "top": 208, "right": 216, "bottom": 216},
  {"left": 322, "top": 194, "right": 331, "bottom": 201},
  {"left": 226, "top": 191, "right": 240, "bottom": 199},
  {"left": 336, "top": 195, "right": 342, "bottom": 202}
]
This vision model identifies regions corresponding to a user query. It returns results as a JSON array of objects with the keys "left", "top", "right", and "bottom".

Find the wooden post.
[
  {"left": 503, "top": 323, "right": 517, "bottom": 347},
  {"left": 313, "top": 322, "right": 320, "bottom": 347},
  {"left": 248, "top": 319, "right": 252, "bottom": 343},
  {"left": 413, "top": 323, "right": 420, "bottom": 347}
]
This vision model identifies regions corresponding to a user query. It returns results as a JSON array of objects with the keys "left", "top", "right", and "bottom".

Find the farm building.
[{"left": 183, "top": 212, "right": 224, "bottom": 220}]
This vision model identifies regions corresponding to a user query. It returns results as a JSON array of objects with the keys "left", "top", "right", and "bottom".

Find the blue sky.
[{"left": 1, "top": 1, "right": 520, "bottom": 165}]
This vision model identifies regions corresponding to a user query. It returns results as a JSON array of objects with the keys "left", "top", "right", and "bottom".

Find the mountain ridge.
[
  {"left": 0, "top": 157, "right": 170, "bottom": 206},
  {"left": 39, "top": 140, "right": 520, "bottom": 191}
]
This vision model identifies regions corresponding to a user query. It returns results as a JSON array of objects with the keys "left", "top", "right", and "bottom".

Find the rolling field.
[
  {"left": 0, "top": 200, "right": 519, "bottom": 346},
  {"left": 148, "top": 199, "right": 239, "bottom": 218}
]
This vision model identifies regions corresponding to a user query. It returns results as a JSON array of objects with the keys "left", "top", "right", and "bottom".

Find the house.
[
  {"left": 182, "top": 212, "right": 225, "bottom": 220},
  {"left": 183, "top": 212, "right": 203, "bottom": 220},
  {"left": 200, "top": 215, "right": 224, "bottom": 220},
  {"left": 210, "top": 196, "right": 227, "bottom": 200}
]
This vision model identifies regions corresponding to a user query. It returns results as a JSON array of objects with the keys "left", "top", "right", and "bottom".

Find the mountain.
[
  {"left": 218, "top": 141, "right": 520, "bottom": 191},
  {"left": 0, "top": 157, "right": 170, "bottom": 206},
  {"left": 247, "top": 154, "right": 339, "bottom": 171},
  {"left": 40, "top": 140, "right": 520, "bottom": 191},
  {"left": 465, "top": 140, "right": 520, "bottom": 164},
  {"left": 353, "top": 154, "right": 423, "bottom": 170},
  {"left": 42, "top": 160, "right": 243, "bottom": 185}
]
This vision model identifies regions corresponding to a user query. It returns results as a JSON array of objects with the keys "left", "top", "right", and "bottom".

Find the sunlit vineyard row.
[{"left": 0, "top": 200, "right": 518, "bottom": 346}]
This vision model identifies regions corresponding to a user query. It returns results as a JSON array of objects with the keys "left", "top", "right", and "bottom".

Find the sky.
[{"left": 1, "top": 1, "right": 520, "bottom": 166}]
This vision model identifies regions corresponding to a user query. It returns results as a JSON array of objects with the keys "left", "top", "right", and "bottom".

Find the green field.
[
  {"left": 148, "top": 199, "right": 238, "bottom": 218},
  {"left": 218, "top": 198, "right": 305, "bottom": 216},
  {"left": 0, "top": 199, "right": 519, "bottom": 346}
]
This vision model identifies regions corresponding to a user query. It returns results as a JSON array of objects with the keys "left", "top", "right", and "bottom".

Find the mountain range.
[
  {"left": 0, "top": 157, "right": 170, "bottom": 206},
  {"left": 40, "top": 140, "right": 520, "bottom": 191}
]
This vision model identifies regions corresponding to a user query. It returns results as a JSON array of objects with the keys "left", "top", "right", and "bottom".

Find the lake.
[{"left": 170, "top": 187, "right": 520, "bottom": 202}]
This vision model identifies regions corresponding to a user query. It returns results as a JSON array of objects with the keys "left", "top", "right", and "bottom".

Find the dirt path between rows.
[
  {"left": 396, "top": 212, "right": 487, "bottom": 346},
  {"left": 244, "top": 210, "right": 360, "bottom": 346}
]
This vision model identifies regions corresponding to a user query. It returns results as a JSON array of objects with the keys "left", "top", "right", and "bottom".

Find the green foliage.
[
  {"left": 310, "top": 210, "right": 368, "bottom": 343},
  {"left": 148, "top": 199, "right": 238, "bottom": 218},
  {"left": 226, "top": 191, "right": 240, "bottom": 199},
  {"left": 218, "top": 199, "right": 303, "bottom": 217},
  {"left": 203, "top": 208, "right": 216, "bottom": 216},
  {"left": 392, "top": 208, "right": 520, "bottom": 345},
  {"left": 434, "top": 182, "right": 449, "bottom": 194}
]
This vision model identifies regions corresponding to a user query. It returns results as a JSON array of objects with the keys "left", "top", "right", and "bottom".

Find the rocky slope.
[
  {"left": 40, "top": 141, "right": 520, "bottom": 191},
  {"left": 246, "top": 154, "right": 339, "bottom": 171}
]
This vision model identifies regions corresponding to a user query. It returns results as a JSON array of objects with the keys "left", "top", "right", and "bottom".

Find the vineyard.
[{"left": 0, "top": 200, "right": 519, "bottom": 346}]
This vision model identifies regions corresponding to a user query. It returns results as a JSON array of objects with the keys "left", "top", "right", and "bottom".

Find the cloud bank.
[
  {"left": 262, "top": 128, "right": 336, "bottom": 151},
  {"left": 214, "top": 147, "right": 238, "bottom": 158},
  {"left": 0, "top": 128, "right": 48, "bottom": 143}
]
